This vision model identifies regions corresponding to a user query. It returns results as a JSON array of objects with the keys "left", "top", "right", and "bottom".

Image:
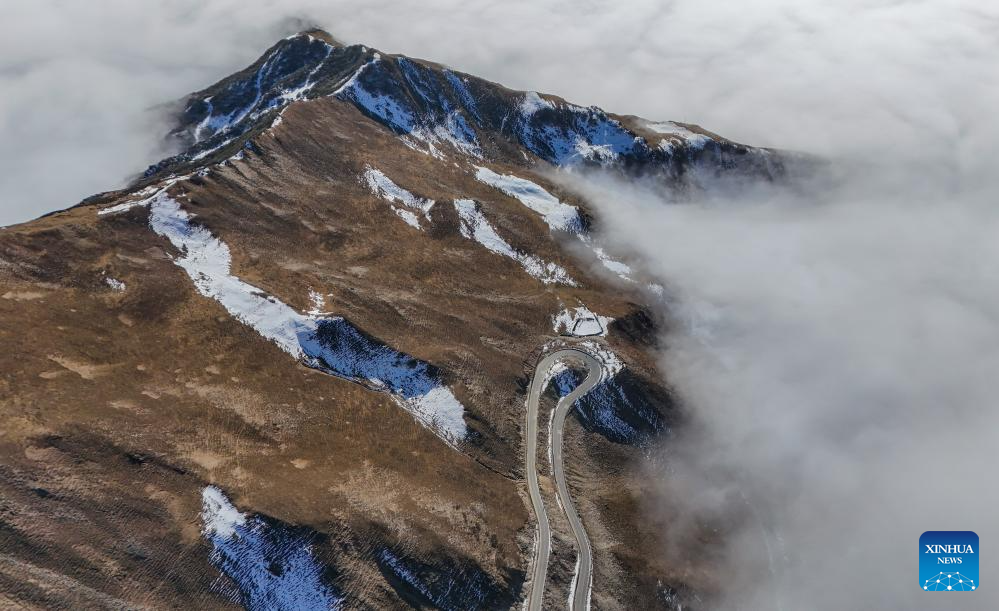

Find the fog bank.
[{"left": 560, "top": 5, "right": 999, "bottom": 607}]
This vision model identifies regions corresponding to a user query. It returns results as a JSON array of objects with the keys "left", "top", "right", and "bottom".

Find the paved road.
[{"left": 525, "top": 349, "right": 602, "bottom": 611}]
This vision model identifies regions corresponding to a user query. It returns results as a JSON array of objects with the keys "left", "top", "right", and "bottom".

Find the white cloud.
[{"left": 563, "top": 11, "right": 999, "bottom": 597}]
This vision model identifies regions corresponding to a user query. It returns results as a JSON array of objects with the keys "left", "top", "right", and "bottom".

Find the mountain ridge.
[
  {"left": 139, "top": 29, "right": 782, "bottom": 191},
  {"left": 0, "top": 29, "right": 777, "bottom": 610}
]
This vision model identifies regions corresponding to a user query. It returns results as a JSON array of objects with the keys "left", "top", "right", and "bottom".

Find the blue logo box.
[{"left": 920, "top": 531, "right": 978, "bottom": 592}]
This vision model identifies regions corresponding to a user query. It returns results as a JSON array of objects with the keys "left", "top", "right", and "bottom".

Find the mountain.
[{"left": 0, "top": 30, "right": 783, "bottom": 610}]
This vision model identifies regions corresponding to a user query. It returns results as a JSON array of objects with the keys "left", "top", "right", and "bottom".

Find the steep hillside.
[{"left": 0, "top": 30, "right": 782, "bottom": 610}]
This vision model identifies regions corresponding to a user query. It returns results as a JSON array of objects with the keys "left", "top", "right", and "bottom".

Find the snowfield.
[
  {"left": 201, "top": 486, "right": 342, "bottom": 611},
  {"left": 453, "top": 199, "right": 575, "bottom": 285},
  {"left": 147, "top": 192, "right": 467, "bottom": 443}
]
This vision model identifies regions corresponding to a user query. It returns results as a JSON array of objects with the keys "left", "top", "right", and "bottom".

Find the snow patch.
[
  {"left": 377, "top": 548, "right": 491, "bottom": 610},
  {"left": 471, "top": 167, "right": 640, "bottom": 283},
  {"left": 342, "top": 76, "right": 417, "bottom": 132},
  {"left": 393, "top": 208, "right": 422, "bottom": 229},
  {"left": 201, "top": 486, "right": 247, "bottom": 539},
  {"left": 445, "top": 70, "right": 481, "bottom": 121},
  {"left": 190, "top": 136, "right": 237, "bottom": 162},
  {"left": 330, "top": 55, "right": 379, "bottom": 97},
  {"left": 520, "top": 91, "right": 553, "bottom": 116},
  {"left": 276, "top": 46, "right": 334, "bottom": 103},
  {"left": 453, "top": 199, "right": 575, "bottom": 285},
  {"left": 97, "top": 197, "right": 152, "bottom": 217},
  {"left": 646, "top": 121, "right": 713, "bottom": 150},
  {"left": 200, "top": 486, "right": 341, "bottom": 611},
  {"left": 363, "top": 166, "right": 434, "bottom": 229},
  {"left": 306, "top": 289, "right": 328, "bottom": 317},
  {"left": 472, "top": 167, "right": 639, "bottom": 281},
  {"left": 579, "top": 341, "right": 624, "bottom": 380},
  {"left": 586, "top": 242, "right": 634, "bottom": 281},
  {"left": 147, "top": 191, "right": 467, "bottom": 443},
  {"left": 543, "top": 360, "right": 570, "bottom": 392},
  {"left": 473, "top": 167, "right": 582, "bottom": 234},
  {"left": 552, "top": 305, "right": 612, "bottom": 337}
]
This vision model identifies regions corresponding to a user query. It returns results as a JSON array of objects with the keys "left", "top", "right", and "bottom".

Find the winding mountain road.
[{"left": 526, "top": 349, "right": 602, "bottom": 611}]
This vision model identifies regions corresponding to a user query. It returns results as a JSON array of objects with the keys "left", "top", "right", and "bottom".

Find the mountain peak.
[
  {"left": 143, "top": 33, "right": 782, "bottom": 190},
  {"left": 287, "top": 27, "right": 342, "bottom": 47}
]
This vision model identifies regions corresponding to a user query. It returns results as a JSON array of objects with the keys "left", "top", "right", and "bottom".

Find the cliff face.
[{"left": 0, "top": 30, "right": 781, "bottom": 609}]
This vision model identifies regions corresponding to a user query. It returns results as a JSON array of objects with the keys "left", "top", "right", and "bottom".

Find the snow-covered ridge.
[
  {"left": 145, "top": 30, "right": 781, "bottom": 189},
  {"left": 515, "top": 93, "right": 639, "bottom": 165},
  {"left": 187, "top": 34, "right": 337, "bottom": 145},
  {"left": 142, "top": 34, "right": 370, "bottom": 178},
  {"left": 200, "top": 486, "right": 342, "bottom": 610},
  {"left": 453, "top": 199, "right": 575, "bottom": 285},
  {"left": 397, "top": 58, "right": 481, "bottom": 159},
  {"left": 336, "top": 57, "right": 481, "bottom": 159},
  {"left": 146, "top": 190, "right": 467, "bottom": 443},
  {"left": 363, "top": 166, "right": 435, "bottom": 229},
  {"left": 645, "top": 120, "right": 713, "bottom": 150}
]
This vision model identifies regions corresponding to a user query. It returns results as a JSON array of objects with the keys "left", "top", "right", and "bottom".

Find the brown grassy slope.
[
  {"left": 174, "top": 97, "right": 665, "bottom": 470},
  {"left": 0, "top": 190, "right": 527, "bottom": 608},
  {"left": 0, "top": 88, "right": 695, "bottom": 608}
]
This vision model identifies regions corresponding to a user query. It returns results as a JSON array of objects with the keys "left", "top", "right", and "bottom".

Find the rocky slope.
[{"left": 0, "top": 30, "right": 783, "bottom": 610}]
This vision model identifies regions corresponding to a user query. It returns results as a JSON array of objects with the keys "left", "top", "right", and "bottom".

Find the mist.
[
  {"left": 561, "top": 1, "right": 999, "bottom": 603},
  {"left": 568, "top": 160, "right": 999, "bottom": 607}
]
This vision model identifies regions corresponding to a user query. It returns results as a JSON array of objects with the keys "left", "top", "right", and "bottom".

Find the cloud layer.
[
  {"left": 558, "top": 2, "right": 999, "bottom": 607},
  {"left": 572, "top": 162, "right": 999, "bottom": 608}
]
